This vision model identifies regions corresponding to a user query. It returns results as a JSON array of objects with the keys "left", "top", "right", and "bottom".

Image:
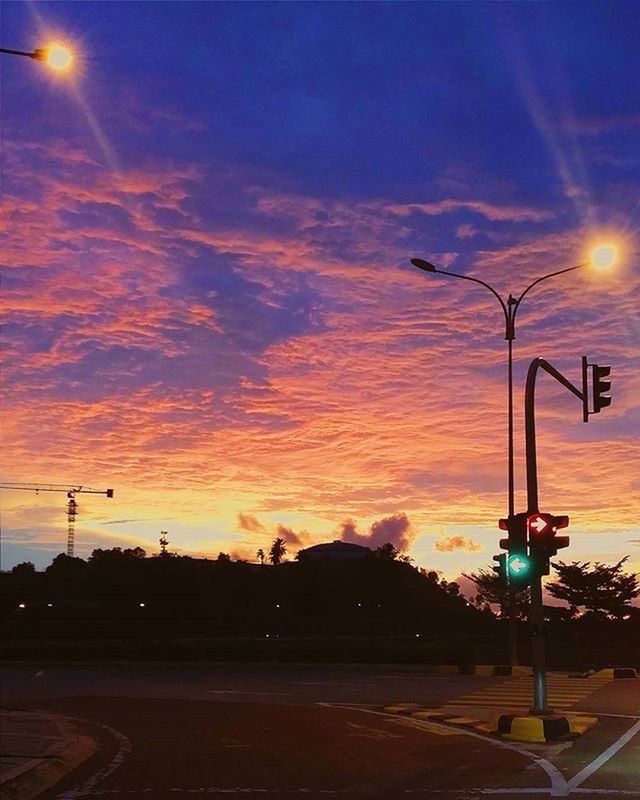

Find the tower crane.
[{"left": 0, "top": 483, "right": 114, "bottom": 557}]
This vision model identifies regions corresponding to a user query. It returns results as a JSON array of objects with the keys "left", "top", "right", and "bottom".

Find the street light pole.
[
  {"left": 410, "top": 257, "right": 585, "bottom": 665},
  {"left": 0, "top": 47, "right": 41, "bottom": 59},
  {"left": 1, "top": 43, "right": 73, "bottom": 70}
]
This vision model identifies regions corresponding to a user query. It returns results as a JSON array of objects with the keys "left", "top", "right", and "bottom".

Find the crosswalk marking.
[{"left": 448, "top": 677, "right": 610, "bottom": 709}]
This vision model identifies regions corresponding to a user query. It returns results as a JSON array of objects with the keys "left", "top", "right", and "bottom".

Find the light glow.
[
  {"left": 508, "top": 555, "right": 529, "bottom": 575},
  {"left": 45, "top": 43, "right": 73, "bottom": 71},
  {"left": 591, "top": 243, "right": 617, "bottom": 270}
]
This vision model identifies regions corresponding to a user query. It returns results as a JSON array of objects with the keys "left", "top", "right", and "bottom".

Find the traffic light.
[
  {"left": 492, "top": 553, "right": 506, "bottom": 581},
  {"left": 593, "top": 364, "right": 612, "bottom": 413},
  {"left": 582, "top": 357, "right": 612, "bottom": 421},
  {"left": 527, "top": 512, "right": 570, "bottom": 574},
  {"left": 506, "top": 554, "right": 531, "bottom": 581},
  {"left": 497, "top": 513, "right": 531, "bottom": 586}
]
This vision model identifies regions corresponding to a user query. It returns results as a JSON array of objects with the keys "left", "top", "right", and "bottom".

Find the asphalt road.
[{"left": 1, "top": 664, "right": 638, "bottom": 799}]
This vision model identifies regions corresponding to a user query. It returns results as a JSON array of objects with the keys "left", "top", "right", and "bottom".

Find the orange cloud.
[{"left": 435, "top": 535, "right": 483, "bottom": 553}]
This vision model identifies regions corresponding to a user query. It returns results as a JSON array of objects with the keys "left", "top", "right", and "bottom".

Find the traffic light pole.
[
  {"left": 411, "top": 258, "right": 587, "bottom": 669},
  {"left": 524, "top": 357, "right": 583, "bottom": 715}
]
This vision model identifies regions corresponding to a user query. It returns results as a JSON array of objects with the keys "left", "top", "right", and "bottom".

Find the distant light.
[
  {"left": 591, "top": 244, "right": 617, "bottom": 270},
  {"left": 139, "top": 602, "right": 146, "bottom": 608},
  {"left": 265, "top": 633, "right": 270, "bottom": 638},
  {"left": 275, "top": 603, "right": 280, "bottom": 608},
  {"left": 47, "top": 603, "right": 54, "bottom": 608},
  {"left": 45, "top": 43, "right": 73, "bottom": 71},
  {"left": 357, "top": 602, "right": 362, "bottom": 607},
  {"left": 18, "top": 602, "right": 26, "bottom": 609},
  {"left": 415, "top": 633, "right": 421, "bottom": 638}
]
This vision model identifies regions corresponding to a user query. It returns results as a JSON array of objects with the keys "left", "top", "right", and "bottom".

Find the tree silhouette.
[
  {"left": 463, "top": 568, "right": 529, "bottom": 620},
  {"left": 376, "top": 543, "right": 399, "bottom": 560},
  {"left": 256, "top": 548, "right": 265, "bottom": 565},
  {"left": 548, "top": 558, "right": 639, "bottom": 618},
  {"left": 12, "top": 562, "right": 36, "bottom": 576},
  {"left": 269, "top": 537, "right": 286, "bottom": 565}
]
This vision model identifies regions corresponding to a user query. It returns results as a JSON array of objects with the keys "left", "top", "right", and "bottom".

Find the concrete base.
[{"left": 490, "top": 711, "right": 599, "bottom": 743}]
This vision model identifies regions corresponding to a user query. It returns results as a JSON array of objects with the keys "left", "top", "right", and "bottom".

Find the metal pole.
[
  {"left": 524, "top": 358, "right": 548, "bottom": 714},
  {"left": 529, "top": 578, "right": 550, "bottom": 715},
  {"left": 506, "top": 332, "right": 518, "bottom": 666},
  {"left": 0, "top": 47, "right": 37, "bottom": 58}
]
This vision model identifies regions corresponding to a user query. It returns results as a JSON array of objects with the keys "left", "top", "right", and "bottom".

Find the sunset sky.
[{"left": 1, "top": 1, "right": 639, "bottom": 587}]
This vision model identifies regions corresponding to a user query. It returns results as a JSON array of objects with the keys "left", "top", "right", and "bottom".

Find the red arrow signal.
[{"left": 527, "top": 513, "right": 553, "bottom": 535}]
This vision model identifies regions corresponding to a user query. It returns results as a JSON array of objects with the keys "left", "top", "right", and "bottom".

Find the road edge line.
[
  {"left": 319, "top": 703, "right": 568, "bottom": 797},
  {"left": 566, "top": 718, "right": 640, "bottom": 793}
]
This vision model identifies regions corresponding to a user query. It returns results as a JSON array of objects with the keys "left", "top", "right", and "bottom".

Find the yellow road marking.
[{"left": 451, "top": 677, "right": 609, "bottom": 709}]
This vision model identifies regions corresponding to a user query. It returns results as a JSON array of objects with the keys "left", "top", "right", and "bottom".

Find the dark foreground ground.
[{"left": 1, "top": 663, "right": 639, "bottom": 799}]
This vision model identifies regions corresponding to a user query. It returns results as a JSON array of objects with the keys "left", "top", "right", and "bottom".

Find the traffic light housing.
[
  {"left": 582, "top": 357, "right": 612, "bottom": 421},
  {"left": 497, "top": 513, "right": 531, "bottom": 586},
  {"left": 593, "top": 364, "right": 612, "bottom": 413},
  {"left": 492, "top": 553, "right": 506, "bottom": 582},
  {"left": 527, "top": 512, "right": 570, "bottom": 573}
]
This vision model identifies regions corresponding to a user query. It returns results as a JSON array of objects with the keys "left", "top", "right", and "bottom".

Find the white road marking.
[
  {"left": 324, "top": 703, "right": 568, "bottom": 797},
  {"left": 570, "top": 710, "right": 640, "bottom": 720},
  {"left": 296, "top": 681, "right": 374, "bottom": 686},
  {"left": 566, "top": 718, "right": 640, "bottom": 793},
  {"left": 55, "top": 715, "right": 131, "bottom": 799},
  {"left": 208, "top": 690, "right": 291, "bottom": 696},
  {"left": 315, "top": 701, "right": 377, "bottom": 707}
]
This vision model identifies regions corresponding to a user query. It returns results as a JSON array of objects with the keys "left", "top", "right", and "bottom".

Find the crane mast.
[{"left": 0, "top": 483, "right": 114, "bottom": 557}]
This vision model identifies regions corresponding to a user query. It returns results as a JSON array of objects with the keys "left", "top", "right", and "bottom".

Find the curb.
[
  {"left": 491, "top": 711, "right": 599, "bottom": 743},
  {"left": 382, "top": 704, "right": 598, "bottom": 744},
  {"left": 428, "top": 664, "right": 532, "bottom": 677},
  {"left": 590, "top": 667, "right": 638, "bottom": 679},
  {"left": 0, "top": 711, "right": 98, "bottom": 800}
]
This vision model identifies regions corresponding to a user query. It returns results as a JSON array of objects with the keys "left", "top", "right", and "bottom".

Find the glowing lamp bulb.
[
  {"left": 591, "top": 244, "right": 617, "bottom": 270},
  {"left": 46, "top": 44, "right": 73, "bottom": 71}
]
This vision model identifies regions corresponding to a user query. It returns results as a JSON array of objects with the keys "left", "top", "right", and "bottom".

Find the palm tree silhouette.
[{"left": 269, "top": 537, "right": 287, "bottom": 566}]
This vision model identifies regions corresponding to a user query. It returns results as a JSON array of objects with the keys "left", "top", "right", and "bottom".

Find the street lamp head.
[
  {"left": 410, "top": 258, "right": 438, "bottom": 272},
  {"left": 34, "top": 43, "right": 73, "bottom": 71},
  {"left": 590, "top": 243, "right": 617, "bottom": 270}
]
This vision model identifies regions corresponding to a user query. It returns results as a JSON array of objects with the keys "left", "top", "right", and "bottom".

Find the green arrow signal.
[{"left": 508, "top": 554, "right": 530, "bottom": 576}]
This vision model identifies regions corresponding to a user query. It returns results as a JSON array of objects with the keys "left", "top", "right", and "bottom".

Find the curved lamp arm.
[
  {"left": 411, "top": 258, "right": 508, "bottom": 323},
  {"left": 511, "top": 263, "right": 586, "bottom": 327}
]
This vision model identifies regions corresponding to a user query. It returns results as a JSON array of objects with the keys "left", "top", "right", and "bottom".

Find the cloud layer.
[{"left": 1, "top": 2, "right": 639, "bottom": 577}]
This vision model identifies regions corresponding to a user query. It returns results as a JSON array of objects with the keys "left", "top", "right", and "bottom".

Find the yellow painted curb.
[
  {"left": 411, "top": 710, "right": 445, "bottom": 720},
  {"left": 592, "top": 668, "right": 615, "bottom": 679},
  {"left": 475, "top": 665, "right": 495, "bottom": 676},
  {"left": 383, "top": 704, "right": 422, "bottom": 714},
  {"left": 568, "top": 715, "right": 599, "bottom": 735},
  {"left": 591, "top": 667, "right": 638, "bottom": 679},
  {"left": 446, "top": 716, "right": 480, "bottom": 725},
  {"left": 503, "top": 716, "right": 549, "bottom": 743}
]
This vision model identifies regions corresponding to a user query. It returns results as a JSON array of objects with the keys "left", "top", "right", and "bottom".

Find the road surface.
[{"left": 1, "top": 663, "right": 638, "bottom": 799}]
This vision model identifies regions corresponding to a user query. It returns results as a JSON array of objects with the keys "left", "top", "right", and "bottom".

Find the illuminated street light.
[
  {"left": 35, "top": 43, "right": 73, "bottom": 70},
  {"left": 410, "top": 247, "right": 616, "bottom": 666},
  {"left": 591, "top": 244, "right": 617, "bottom": 270},
  {"left": 1, "top": 42, "right": 73, "bottom": 71}
]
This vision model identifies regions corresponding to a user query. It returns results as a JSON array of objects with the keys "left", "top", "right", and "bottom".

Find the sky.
[{"left": 1, "top": 1, "right": 639, "bottom": 588}]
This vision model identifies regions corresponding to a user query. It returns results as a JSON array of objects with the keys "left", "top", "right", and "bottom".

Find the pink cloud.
[{"left": 386, "top": 199, "right": 553, "bottom": 223}]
